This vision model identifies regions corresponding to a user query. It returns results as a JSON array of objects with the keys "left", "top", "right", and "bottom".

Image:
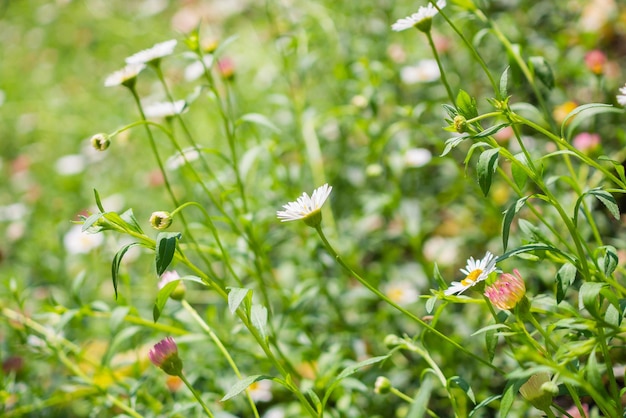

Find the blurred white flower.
[
  {"left": 64, "top": 225, "right": 104, "bottom": 254},
  {"left": 423, "top": 236, "right": 459, "bottom": 266},
  {"left": 445, "top": 251, "right": 497, "bottom": 296},
  {"left": 617, "top": 83, "right": 626, "bottom": 107},
  {"left": 404, "top": 148, "right": 432, "bottom": 167},
  {"left": 276, "top": 184, "right": 332, "bottom": 224},
  {"left": 55, "top": 154, "right": 86, "bottom": 175},
  {"left": 400, "top": 59, "right": 440, "bottom": 84},
  {"left": 184, "top": 55, "right": 214, "bottom": 81},
  {"left": 391, "top": 0, "right": 446, "bottom": 32},
  {"left": 166, "top": 147, "right": 201, "bottom": 170},
  {"left": 0, "top": 203, "right": 28, "bottom": 222},
  {"left": 104, "top": 63, "right": 146, "bottom": 87},
  {"left": 125, "top": 39, "right": 177, "bottom": 65},
  {"left": 248, "top": 379, "right": 273, "bottom": 402},
  {"left": 384, "top": 280, "right": 420, "bottom": 305},
  {"left": 144, "top": 100, "right": 186, "bottom": 118}
]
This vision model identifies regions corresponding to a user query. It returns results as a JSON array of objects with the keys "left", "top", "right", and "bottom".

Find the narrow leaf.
[
  {"left": 477, "top": 148, "right": 500, "bottom": 196},
  {"left": 228, "top": 287, "right": 251, "bottom": 314},
  {"left": 556, "top": 263, "right": 577, "bottom": 304},
  {"left": 561, "top": 103, "right": 621, "bottom": 140},
  {"left": 502, "top": 196, "right": 529, "bottom": 252},
  {"left": 589, "top": 189, "right": 620, "bottom": 220},
  {"left": 579, "top": 282, "right": 607, "bottom": 317},
  {"left": 472, "top": 123, "right": 509, "bottom": 139},
  {"left": 511, "top": 153, "right": 529, "bottom": 190},
  {"left": 499, "top": 66, "right": 509, "bottom": 99},
  {"left": 448, "top": 376, "right": 476, "bottom": 404},
  {"left": 155, "top": 232, "right": 181, "bottom": 276},
  {"left": 238, "top": 113, "right": 280, "bottom": 133},
  {"left": 456, "top": 89, "right": 478, "bottom": 119},
  {"left": 111, "top": 242, "right": 142, "bottom": 299},
  {"left": 336, "top": 355, "right": 390, "bottom": 380},
  {"left": 251, "top": 304, "right": 268, "bottom": 340},
  {"left": 120, "top": 208, "right": 143, "bottom": 234},
  {"left": 406, "top": 372, "right": 434, "bottom": 418},
  {"left": 221, "top": 375, "right": 272, "bottom": 401},
  {"left": 93, "top": 189, "right": 105, "bottom": 212},
  {"left": 500, "top": 379, "right": 524, "bottom": 417},
  {"left": 153, "top": 279, "right": 181, "bottom": 322}
]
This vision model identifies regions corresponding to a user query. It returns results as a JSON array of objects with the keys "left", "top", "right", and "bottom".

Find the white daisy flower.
[
  {"left": 144, "top": 100, "right": 186, "bottom": 119},
  {"left": 400, "top": 59, "right": 441, "bottom": 84},
  {"left": 125, "top": 39, "right": 177, "bottom": 65},
  {"left": 276, "top": 184, "right": 332, "bottom": 226},
  {"left": 617, "top": 83, "right": 626, "bottom": 107},
  {"left": 444, "top": 251, "right": 497, "bottom": 296},
  {"left": 64, "top": 224, "right": 104, "bottom": 254},
  {"left": 247, "top": 379, "right": 273, "bottom": 402},
  {"left": 384, "top": 280, "right": 420, "bottom": 305},
  {"left": 391, "top": 0, "right": 446, "bottom": 32},
  {"left": 104, "top": 63, "right": 146, "bottom": 87}
]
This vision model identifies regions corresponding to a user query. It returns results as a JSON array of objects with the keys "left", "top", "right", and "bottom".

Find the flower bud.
[
  {"left": 159, "top": 271, "right": 186, "bottom": 301},
  {"left": 374, "top": 376, "right": 392, "bottom": 394},
  {"left": 484, "top": 269, "right": 526, "bottom": 310},
  {"left": 383, "top": 334, "right": 403, "bottom": 349},
  {"left": 149, "top": 337, "right": 183, "bottom": 376},
  {"left": 519, "top": 373, "right": 553, "bottom": 410},
  {"left": 453, "top": 115, "right": 467, "bottom": 133},
  {"left": 90, "top": 133, "right": 110, "bottom": 151},
  {"left": 150, "top": 211, "right": 173, "bottom": 230}
]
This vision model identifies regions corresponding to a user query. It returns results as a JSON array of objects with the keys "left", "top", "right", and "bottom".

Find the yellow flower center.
[{"left": 461, "top": 269, "right": 482, "bottom": 286}]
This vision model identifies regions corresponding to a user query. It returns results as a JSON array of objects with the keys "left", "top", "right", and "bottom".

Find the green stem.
[
  {"left": 425, "top": 30, "right": 455, "bottom": 104},
  {"left": 389, "top": 387, "right": 415, "bottom": 404},
  {"left": 179, "top": 373, "right": 215, "bottom": 418},
  {"left": 181, "top": 300, "right": 261, "bottom": 418},
  {"left": 314, "top": 225, "right": 503, "bottom": 373}
]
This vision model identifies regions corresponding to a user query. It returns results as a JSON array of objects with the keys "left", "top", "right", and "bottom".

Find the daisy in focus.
[
  {"left": 277, "top": 184, "right": 332, "bottom": 227},
  {"left": 125, "top": 39, "right": 177, "bottom": 65},
  {"left": 391, "top": 0, "right": 446, "bottom": 33},
  {"left": 444, "top": 251, "right": 497, "bottom": 296}
]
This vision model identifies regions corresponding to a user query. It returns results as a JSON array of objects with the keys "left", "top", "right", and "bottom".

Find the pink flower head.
[
  {"left": 584, "top": 50, "right": 606, "bottom": 75},
  {"left": 484, "top": 269, "right": 526, "bottom": 310},
  {"left": 572, "top": 132, "right": 600, "bottom": 153},
  {"left": 217, "top": 58, "right": 235, "bottom": 80},
  {"left": 149, "top": 337, "right": 183, "bottom": 376}
]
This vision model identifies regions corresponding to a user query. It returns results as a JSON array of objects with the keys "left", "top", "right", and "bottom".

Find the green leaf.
[
  {"left": 322, "top": 355, "right": 390, "bottom": 410},
  {"left": 604, "top": 303, "right": 620, "bottom": 327},
  {"left": 306, "top": 388, "right": 322, "bottom": 411},
  {"left": 93, "top": 189, "right": 105, "bottom": 212},
  {"left": 336, "top": 355, "right": 390, "bottom": 380},
  {"left": 529, "top": 56, "right": 554, "bottom": 89},
  {"left": 81, "top": 212, "right": 105, "bottom": 232},
  {"left": 153, "top": 279, "right": 181, "bottom": 322},
  {"left": 433, "top": 263, "right": 447, "bottom": 291},
  {"left": 104, "top": 326, "right": 141, "bottom": 365},
  {"left": 497, "top": 244, "right": 571, "bottom": 264},
  {"left": 556, "top": 263, "right": 577, "bottom": 304},
  {"left": 441, "top": 134, "right": 469, "bottom": 157},
  {"left": 442, "top": 103, "right": 458, "bottom": 119},
  {"left": 425, "top": 295, "right": 437, "bottom": 314},
  {"left": 499, "top": 66, "right": 509, "bottom": 99},
  {"left": 155, "top": 232, "right": 181, "bottom": 276},
  {"left": 251, "top": 304, "right": 268, "bottom": 341},
  {"left": 406, "top": 372, "right": 434, "bottom": 418},
  {"left": 500, "top": 379, "right": 524, "bottom": 417},
  {"left": 598, "top": 156, "right": 626, "bottom": 185},
  {"left": 221, "top": 375, "right": 272, "bottom": 402},
  {"left": 456, "top": 89, "right": 478, "bottom": 119},
  {"left": 511, "top": 153, "right": 529, "bottom": 190},
  {"left": 477, "top": 148, "right": 500, "bottom": 196},
  {"left": 469, "top": 395, "right": 501, "bottom": 417},
  {"left": 448, "top": 376, "right": 476, "bottom": 404},
  {"left": 502, "top": 196, "right": 529, "bottom": 252},
  {"left": 472, "top": 123, "right": 509, "bottom": 139},
  {"left": 111, "top": 242, "right": 142, "bottom": 299},
  {"left": 585, "top": 347, "right": 603, "bottom": 391},
  {"left": 589, "top": 189, "right": 620, "bottom": 220},
  {"left": 227, "top": 287, "right": 251, "bottom": 314},
  {"left": 237, "top": 113, "right": 280, "bottom": 133},
  {"left": 561, "top": 103, "right": 622, "bottom": 140},
  {"left": 120, "top": 208, "right": 143, "bottom": 234},
  {"left": 597, "top": 245, "right": 618, "bottom": 277},
  {"left": 579, "top": 282, "right": 607, "bottom": 317}
]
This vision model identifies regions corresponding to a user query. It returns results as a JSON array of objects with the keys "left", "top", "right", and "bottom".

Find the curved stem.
[
  {"left": 425, "top": 31, "right": 455, "bottom": 104},
  {"left": 181, "top": 300, "right": 260, "bottom": 418},
  {"left": 314, "top": 225, "right": 503, "bottom": 373},
  {"left": 179, "top": 372, "right": 215, "bottom": 418}
]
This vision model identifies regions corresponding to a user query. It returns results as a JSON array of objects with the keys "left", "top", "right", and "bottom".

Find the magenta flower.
[
  {"left": 484, "top": 269, "right": 526, "bottom": 310},
  {"left": 149, "top": 337, "right": 183, "bottom": 376}
]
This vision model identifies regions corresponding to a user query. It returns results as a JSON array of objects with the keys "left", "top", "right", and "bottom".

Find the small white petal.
[
  {"left": 276, "top": 184, "right": 332, "bottom": 222},
  {"left": 125, "top": 39, "right": 177, "bottom": 65}
]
